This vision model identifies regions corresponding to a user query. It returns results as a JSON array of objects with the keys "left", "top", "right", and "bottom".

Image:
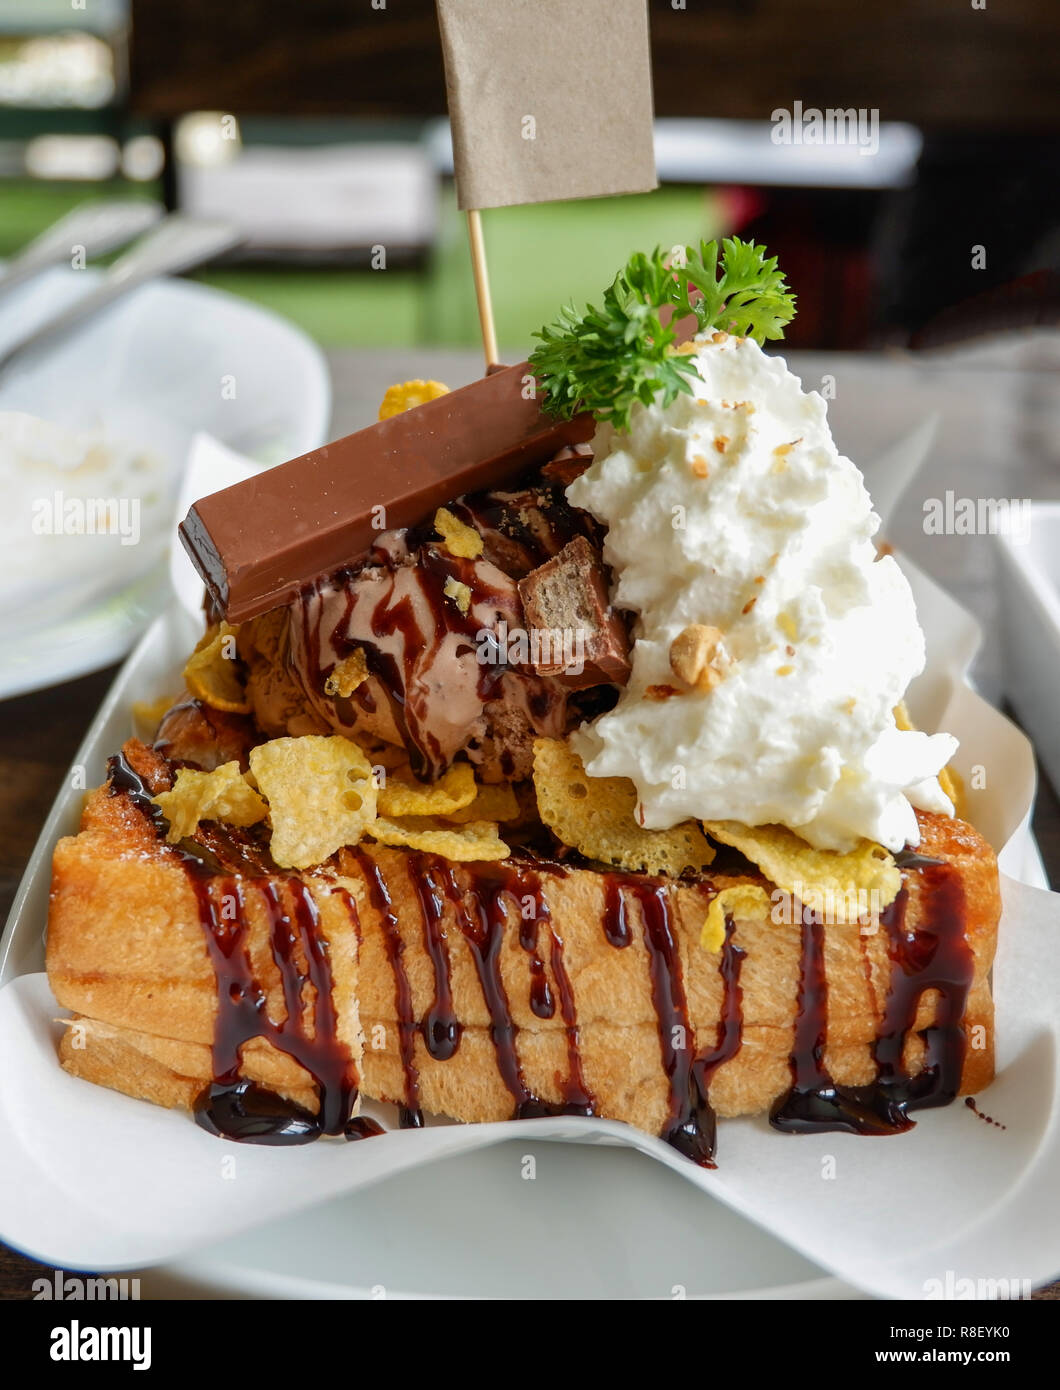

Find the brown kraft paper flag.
[{"left": 436, "top": 0, "right": 658, "bottom": 210}]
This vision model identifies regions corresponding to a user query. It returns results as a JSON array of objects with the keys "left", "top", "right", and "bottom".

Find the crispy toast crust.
[{"left": 46, "top": 743, "right": 1000, "bottom": 1147}]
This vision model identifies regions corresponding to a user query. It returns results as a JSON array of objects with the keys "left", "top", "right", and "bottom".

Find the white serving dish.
[
  {"left": 995, "top": 502, "right": 1060, "bottom": 800},
  {"left": 1, "top": 560, "right": 1057, "bottom": 1301},
  {"left": 0, "top": 267, "right": 330, "bottom": 700}
]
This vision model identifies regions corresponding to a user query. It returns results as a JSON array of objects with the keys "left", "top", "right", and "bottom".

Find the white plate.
[
  {"left": 0, "top": 267, "right": 329, "bottom": 701},
  {"left": 2, "top": 562, "right": 1055, "bottom": 1300},
  {"left": 139, "top": 1141, "right": 861, "bottom": 1302}
]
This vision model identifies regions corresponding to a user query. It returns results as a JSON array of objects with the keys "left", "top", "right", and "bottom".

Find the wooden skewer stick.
[{"left": 466, "top": 208, "right": 499, "bottom": 369}]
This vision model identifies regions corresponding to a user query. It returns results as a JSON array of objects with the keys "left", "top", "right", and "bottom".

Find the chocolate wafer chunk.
[{"left": 518, "top": 534, "right": 631, "bottom": 689}]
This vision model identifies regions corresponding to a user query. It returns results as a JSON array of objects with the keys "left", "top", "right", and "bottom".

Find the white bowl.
[
  {"left": 995, "top": 502, "right": 1060, "bottom": 799},
  {"left": 0, "top": 266, "right": 330, "bottom": 700}
]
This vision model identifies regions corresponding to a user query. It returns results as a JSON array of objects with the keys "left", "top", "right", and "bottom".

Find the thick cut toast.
[{"left": 47, "top": 741, "right": 999, "bottom": 1156}]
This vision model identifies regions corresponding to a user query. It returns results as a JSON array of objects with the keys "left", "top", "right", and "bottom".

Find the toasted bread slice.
[{"left": 47, "top": 742, "right": 999, "bottom": 1150}]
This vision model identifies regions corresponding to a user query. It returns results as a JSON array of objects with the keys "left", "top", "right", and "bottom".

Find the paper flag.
[{"left": 436, "top": 0, "right": 657, "bottom": 210}]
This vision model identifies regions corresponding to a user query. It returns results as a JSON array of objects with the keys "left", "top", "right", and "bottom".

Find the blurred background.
[{"left": 1, "top": 0, "right": 1055, "bottom": 352}]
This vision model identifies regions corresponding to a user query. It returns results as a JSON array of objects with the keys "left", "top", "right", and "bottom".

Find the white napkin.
[{"left": 857, "top": 412, "right": 939, "bottom": 530}]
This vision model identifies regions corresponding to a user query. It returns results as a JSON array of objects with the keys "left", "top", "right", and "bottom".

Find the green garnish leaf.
[{"left": 529, "top": 238, "right": 796, "bottom": 432}]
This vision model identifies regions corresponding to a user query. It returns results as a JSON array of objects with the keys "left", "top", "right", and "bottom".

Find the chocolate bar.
[{"left": 180, "top": 364, "right": 593, "bottom": 623}]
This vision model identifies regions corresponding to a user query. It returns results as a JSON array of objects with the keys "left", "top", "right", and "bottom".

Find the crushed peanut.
[
  {"left": 669, "top": 624, "right": 727, "bottom": 692},
  {"left": 690, "top": 455, "right": 710, "bottom": 478},
  {"left": 713, "top": 436, "right": 729, "bottom": 454},
  {"left": 644, "top": 683, "right": 683, "bottom": 701}
]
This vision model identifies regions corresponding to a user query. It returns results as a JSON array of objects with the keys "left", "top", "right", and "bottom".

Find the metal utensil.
[
  {"left": 0, "top": 200, "right": 163, "bottom": 300},
  {"left": 0, "top": 215, "right": 244, "bottom": 375}
]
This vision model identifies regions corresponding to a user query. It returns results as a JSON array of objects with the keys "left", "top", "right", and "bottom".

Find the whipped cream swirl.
[{"left": 567, "top": 334, "right": 955, "bottom": 853}]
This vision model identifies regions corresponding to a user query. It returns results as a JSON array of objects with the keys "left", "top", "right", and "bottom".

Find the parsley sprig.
[{"left": 529, "top": 238, "right": 796, "bottom": 432}]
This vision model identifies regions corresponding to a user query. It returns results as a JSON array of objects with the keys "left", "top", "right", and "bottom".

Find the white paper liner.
[{"left": 1, "top": 430, "right": 1058, "bottom": 1295}]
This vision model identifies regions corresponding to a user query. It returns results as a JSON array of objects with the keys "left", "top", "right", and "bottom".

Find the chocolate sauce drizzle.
[
  {"left": 110, "top": 752, "right": 362, "bottom": 1145},
  {"left": 407, "top": 855, "right": 462, "bottom": 1061},
  {"left": 547, "top": 926, "right": 595, "bottom": 1116},
  {"left": 351, "top": 848, "right": 424, "bottom": 1128},
  {"left": 194, "top": 877, "right": 358, "bottom": 1144},
  {"left": 602, "top": 877, "right": 632, "bottom": 948},
  {"left": 768, "top": 911, "right": 901, "bottom": 1135},
  {"left": 965, "top": 1097, "right": 1006, "bottom": 1130},
  {"left": 407, "top": 853, "right": 595, "bottom": 1119},
  {"left": 636, "top": 881, "right": 712, "bottom": 1161},
  {"left": 604, "top": 877, "right": 742, "bottom": 1166},
  {"left": 517, "top": 870, "right": 555, "bottom": 1020},
  {"left": 111, "top": 752, "right": 978, "bottom": 1162},
  {"left": 871, "top": 862, "right": 975, "bottom": 1116},
  {"left": 693, "top": 915, "right": 748, "bottom": 1160},
  {"left": 770, "top": 858, "right": 974, "bottom": 1136},
  {"left": 437, "top": 860, "right": 538, "bottom": 1115}
]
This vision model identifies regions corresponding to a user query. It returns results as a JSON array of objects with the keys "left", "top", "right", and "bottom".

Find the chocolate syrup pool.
[{"left": 110, "top": 753, "right": 976, "bottom": 1163}]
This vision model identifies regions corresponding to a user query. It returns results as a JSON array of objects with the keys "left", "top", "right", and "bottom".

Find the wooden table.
[{"left": 2, "top": 340, "right": 1058, "bottom": 1298}]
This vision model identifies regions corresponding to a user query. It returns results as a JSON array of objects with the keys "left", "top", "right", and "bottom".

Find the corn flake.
[
  {"left": 533, "top": 738, "right": 714, "bottom": 877},
  {"left": 434, "top": 506, "right": 483, "bottom": 559},
  {"left": 369, "top": 815, "right": 509, "bottom": 861},
  {"left": 444, "top": 780, "right": 521, "bottom": 825},
  {"left": 361, "top": 741, "right": 415, "bottom": 773},
  {"left": 183, "top": 622, "right": 249, "bottom": 714},
  {"left": 378, "top": 378, "right": 449, "bottom": 420},
  {"left": 702, "top": 819, "right": 900, "bottom": 924},
  {"left": 152, "top": 762, "right": 267, "bottom": 844},
  {"left": 701, "top": 884, "right": 772, "bottom": 952},
  {"left": 325, "top": 648, "right": 370, "bottom": 698},
  {"left": 249, "top": 735, "right": 377, "bottom": 869},
  {"left": 377, "top": 760, "right": 477, "bottom": 817}
]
